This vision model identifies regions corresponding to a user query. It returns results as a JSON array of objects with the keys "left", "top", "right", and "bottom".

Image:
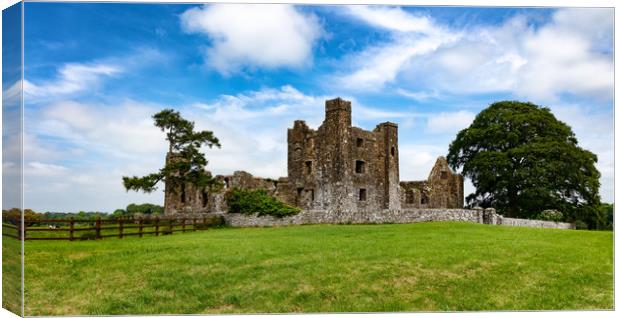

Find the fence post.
[
  {"left": 193, "top": 217, "right": 197, "bottom": 231},
  {"left": 203, "top": 216, "right": 207, "bottom": 230},
  {"left": 96, "top": 217, "right": 101, "bottom": 239},
  {"left": 119, "top": 217, "right": 124, "bottom": 239},
  {"left": 69, "top": 217, "right": 75, "bottom": 241},
  {"left": 182, "top": 218, "right": 186, "bottom": 233},
  {"left": 155, "top": 216, "right": 160, "bottom": 236},
  {"left": 17, "top": 219, "right": 22, "bottom": 241},
  {"left": 138, "top": 217, "right": 143, "bottom": 238}
]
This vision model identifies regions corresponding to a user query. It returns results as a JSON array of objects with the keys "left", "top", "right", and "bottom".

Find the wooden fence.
[{"left": 1, "top": 215, "right": 223, "bottom": 241}]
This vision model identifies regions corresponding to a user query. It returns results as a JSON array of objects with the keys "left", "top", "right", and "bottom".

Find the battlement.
[{"left": 325, "top": 97, "right": 352, "bottom": 113}]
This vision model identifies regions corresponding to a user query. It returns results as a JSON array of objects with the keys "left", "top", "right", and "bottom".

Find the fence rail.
[{"left": 1, "top": 215, "right": 223, "bottom": 241}]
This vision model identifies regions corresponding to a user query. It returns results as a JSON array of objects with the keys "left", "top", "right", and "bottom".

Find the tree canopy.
[
  {"left": 122, "top": 109, "right": 221, "bottom": 195},
  {"left": 447, "top": 101, "right": 603, "bottom": 227}
]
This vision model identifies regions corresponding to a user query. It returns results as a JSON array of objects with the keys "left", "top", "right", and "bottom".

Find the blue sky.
[
  {"left": 2, "top": 2, "right": 22, "bottom": 210},
  {"left": 11, "top": 3, "right": 613, "bottom": 212}
]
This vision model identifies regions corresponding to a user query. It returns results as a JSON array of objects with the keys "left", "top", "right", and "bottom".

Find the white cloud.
[
  {"left": 426, "top": 110, "right": 475, "bottom": 134},
  {"left": 33, "top": 100, "right": 167, "bottom": 158},
  {"left": 337, "top": 35, "right": 459, "bottom": 91},
  {"left": 26, "top": 162, "right": 69, "bottom": 177},
  {"left": 24, "top": 48, "right": 166, "bottom": 104},
  {"left": 339, "top": 7, "right": 613, "bottom": 102},
  {"left": 25, "top": 63, "right": 121, "bottom": 103},
  {"left": 396, "top": 88, "right": 439, "bottom": 101},
  {"left": 2, "top": 80, "right": 22, "bottom": 105},
  {"left": 337, "top": 6, "right": 460, "bottom": 91},
  {"left": 180, "top": 4, "right": 322, "bottom": 75},
  {"left": 346, "top": 6, "right": 435, "bottom": 33}
]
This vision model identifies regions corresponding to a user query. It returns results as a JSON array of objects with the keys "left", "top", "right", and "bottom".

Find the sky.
[
  {"left": 5, "top": 2, "right": 614, "bottom": 212},
  {"left": 2, "top": 2, "right": 22, "bottom": 210}
]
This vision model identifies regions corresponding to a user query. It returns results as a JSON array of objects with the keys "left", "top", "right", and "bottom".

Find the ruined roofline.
[
  {"left": 289, "top": 98, "right": 397, "bottom": 133},
  {"left": 290, "top": 119, "right": 395, "bottom": 135},
  {"left": 215, "top": 171, "right": 289, "bottom": 183}
]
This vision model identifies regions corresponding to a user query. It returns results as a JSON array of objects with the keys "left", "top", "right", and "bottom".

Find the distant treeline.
[{"left": 2, "top": 203, "right": 165, "bottom": 222}]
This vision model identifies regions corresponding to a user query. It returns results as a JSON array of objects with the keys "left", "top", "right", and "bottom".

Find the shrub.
[
  {"left": 80, "top": 232, "right": 97, "bottom": 240},
  {"left": 536, "top": 209, "right": 564, "bottom": 222},
  {"left": 162, "top": 228, "right": 173, "bottom": 235},
  {"left": 226, "top": 188, "right": 300, "bottom": 218}
]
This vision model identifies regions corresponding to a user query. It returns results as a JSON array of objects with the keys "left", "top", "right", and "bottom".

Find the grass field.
[
  {"left": 2, "top": 235, "right": 22, "bottom": 315},
  {"left": 20, "top": 222, "right": 613, "bottom": 315}
]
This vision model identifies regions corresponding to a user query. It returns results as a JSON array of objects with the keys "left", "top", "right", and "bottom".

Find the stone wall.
[
  {"left": 188, "top": 208, "right": 574, "bottom": 230},
  {"left": 221, "top": 208, "right": 483, "bottom": 227},
  {"left": 203, "top": 208, "right": 480, "bottom": 227},
  {"left": 500, "top": 217, "right": 575, "bottom": 229}
]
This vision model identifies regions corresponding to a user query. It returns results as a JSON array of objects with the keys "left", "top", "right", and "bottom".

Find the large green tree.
[
  {"left": 122, "top": 109, "right": 221, "bottom": 195},
  {"left": 447, "top": 101, "right": 602, "bottom": 226}
]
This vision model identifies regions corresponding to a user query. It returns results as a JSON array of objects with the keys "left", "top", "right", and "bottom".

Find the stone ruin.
[{"left": 164, "top": 98, "right": 464, "bottom": 215}]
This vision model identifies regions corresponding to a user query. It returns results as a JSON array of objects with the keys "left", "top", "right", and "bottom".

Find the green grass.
[
  {"left": 22, "top": 222, "right": 613, "bottom": 315},
  {"left": 2, "top": 236, "right": 22, "bottom": 316}
]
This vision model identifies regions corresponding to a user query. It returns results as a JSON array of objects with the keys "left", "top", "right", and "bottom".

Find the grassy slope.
[{"left": 23, "top": 222, "right": 613, "bottom": 315}]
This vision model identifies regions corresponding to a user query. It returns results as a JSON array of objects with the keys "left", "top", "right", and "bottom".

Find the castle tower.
[
  {"left": 320, "top": 98, "right": 353, "bottom": 211},
  {"left": 323, "top": 98, "right": 352, "bottom": 184},
  {"left": 374, "top": 122, "right": 401, "bottom": 210},
  {"left": 285, "top": 97, "right": 406, "bottom": 212}
]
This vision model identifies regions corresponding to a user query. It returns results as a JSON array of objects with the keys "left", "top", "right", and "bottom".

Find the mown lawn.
[{"left": 22, "top": 222, "right": 613, "bottom": 315}]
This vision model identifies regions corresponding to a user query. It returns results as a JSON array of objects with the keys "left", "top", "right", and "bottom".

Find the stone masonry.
[
  {"left": 188, "top": 208, "right": 575, "bottom": 230},
  {"left": 164, "top": 98, "right": 463, "bottom": 215}
]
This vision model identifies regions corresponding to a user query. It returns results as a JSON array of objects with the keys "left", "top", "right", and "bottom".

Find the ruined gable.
[{"left": 400, "top": 157, "right": 463, "bottom": 209}]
